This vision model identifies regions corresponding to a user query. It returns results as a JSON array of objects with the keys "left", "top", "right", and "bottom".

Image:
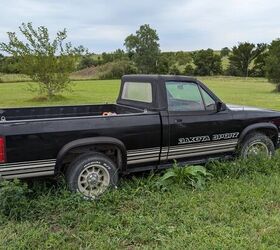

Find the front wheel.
[
  {"left": 66, "top": 153, "right": 119, "bottom": 199},
  {"left": 239, "top": 133, "right": 275, "bottom": 158}
]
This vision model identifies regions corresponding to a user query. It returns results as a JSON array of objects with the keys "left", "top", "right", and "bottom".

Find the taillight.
[{"left": 0, "top": 137, "right": 6, "bottom": 163}]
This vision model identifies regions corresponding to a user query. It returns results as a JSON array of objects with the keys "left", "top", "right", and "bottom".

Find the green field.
[
  {"left": 1, "top": 77, "right": 280, "bottom": 249},
  {"left": 0, "top": 77, "right": 279, "bottom": 110}
]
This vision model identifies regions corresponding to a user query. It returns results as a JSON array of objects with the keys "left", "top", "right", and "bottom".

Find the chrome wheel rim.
[
  {"left": 245, "top": 141, "right": 270, "bottom": 158},
  {"left": 78, "top": 163, "right": 110, "bottom": 198}
]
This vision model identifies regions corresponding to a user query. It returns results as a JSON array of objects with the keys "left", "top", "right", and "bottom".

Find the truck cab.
[{"left": 119, "top": 75, "right": 252, "bottom": 169}]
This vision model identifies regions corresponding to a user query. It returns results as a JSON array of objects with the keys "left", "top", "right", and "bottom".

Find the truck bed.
[{"left": 0, "top": 104, "right": 143, "bottom": 121}]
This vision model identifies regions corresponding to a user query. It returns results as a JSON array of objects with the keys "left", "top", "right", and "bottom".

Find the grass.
[
  {"left": 1, "top": 76, "right": 280, "bottom": 249},
  {"left": 0, "top": 80, "right": 120, "bottom": 108},
  {"left": 202, "top": 76, "right": 280, "bottom": 110},
  {"left": 0, "top": 76, "right": 279, "bottom": 109},
  {"left": 1, "top": 157, "right": 280, "bottom": 249}
]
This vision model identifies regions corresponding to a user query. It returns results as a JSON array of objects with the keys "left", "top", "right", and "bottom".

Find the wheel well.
[
  {"left": 59, "top": 144, "right": 125, "bottom": 173},
  {"left": 240, "top": 128, "right": 278, "bottom": 146}
]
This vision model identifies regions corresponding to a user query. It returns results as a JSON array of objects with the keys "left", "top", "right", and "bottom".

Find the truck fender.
[
  {"left": 55, "top": 137, "right": 127, "bottom": 173},
  {"left": 238, "top": 122, "right": 278, "bottom": 145}
]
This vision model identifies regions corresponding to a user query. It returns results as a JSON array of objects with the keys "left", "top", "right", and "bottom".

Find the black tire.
[
  {"left": 66, "top": 152, "right": 119, "bottom": 199},
  {"left": 239, "top": 133, "right": 275, "bottom": 158}
]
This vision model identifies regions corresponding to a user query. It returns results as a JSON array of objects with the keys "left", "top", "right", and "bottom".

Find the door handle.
[{"left": 175, "top": 119, "right": 183, "bottom": 123}]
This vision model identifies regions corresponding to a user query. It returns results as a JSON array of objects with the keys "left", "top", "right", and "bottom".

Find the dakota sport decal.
[{"left": 178, "top": 132, "right": 239, "bottom": 145}]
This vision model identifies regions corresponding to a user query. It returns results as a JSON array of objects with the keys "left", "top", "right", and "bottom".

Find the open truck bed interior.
[{"left": 0, "top": 104, "right": 143, "bottom": 121}]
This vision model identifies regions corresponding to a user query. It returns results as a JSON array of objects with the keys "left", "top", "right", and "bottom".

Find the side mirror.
[{"left": 216, "top": 101, "right": 226, "bottom": 112}]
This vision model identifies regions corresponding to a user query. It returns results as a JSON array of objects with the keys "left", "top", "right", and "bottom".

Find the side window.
[
  {"left": 200, "top": 88, "right": 216, "bottom": 111},
  {"left": 166, "top": 81, "right": 205, "bottom": 111}
]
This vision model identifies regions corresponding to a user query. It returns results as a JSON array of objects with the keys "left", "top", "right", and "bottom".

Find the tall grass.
[
  {"left": 1, "top": 155, "right": 280, "bottom": 248},
  {"left": 1, "top": 155, "right": 280, "bottom": 221}
]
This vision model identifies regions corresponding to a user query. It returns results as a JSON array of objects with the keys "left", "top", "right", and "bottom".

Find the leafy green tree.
[
  {"left": 124, "top": 24, "right": 160, "bottom": 73},
  {"left": 78, "top": 54, "right": 98, "bottom": 70},
  {"left": 192, "top": 49, "right": 222, "bottom": 76},
  {"left": 265, "top": 39, "right": 280, "bottom": 91},
  {"left": 0, "top": 22, "right": 86, "bottom": 98},
  {"left": 0, "top": 55, "right": 20, "bottom": 74},
  {"left": 228, "top": 42, "right": 267, "bottom": 77},
  {"left": 184, "top": 64, "right": 194, "bottom": 75},
  {"left": 0, "top": 54, "right": 4, "bottom": 72},
  {"left": 156, "top": 54, "right": 170, "bottom": 74},
  {"left": 220, "top": 47, "right": 231, "bottom": 57},
  {"left": 102, "top": 52, "right": 114, "bottom": 64},
  {"left": 102, "top": 49, "right": 128, "bottom": 64},
  {"left": 161, "top": 52, "right": 177, "bottom": 66},
  {"left": 112, "top": 49, "right": 128, "bottom": 61},
  {"left": 251, "top": 52, "right": 268, "bottom": 77},
  {"left": 175, "top": 51, "right": 192, "bottom": 65},
  {"left": 169, "top": 64, "right": 181, "bottom": 75}
]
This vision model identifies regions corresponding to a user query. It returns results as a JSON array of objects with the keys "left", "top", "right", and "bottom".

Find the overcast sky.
[{"left": 1, "top": 0, "right": 280, "bottom": 53}]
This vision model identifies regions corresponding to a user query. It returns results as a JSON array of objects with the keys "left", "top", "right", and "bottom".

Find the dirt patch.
[{"left": 71, "top": 66, "right": 98, "bottom": 80}]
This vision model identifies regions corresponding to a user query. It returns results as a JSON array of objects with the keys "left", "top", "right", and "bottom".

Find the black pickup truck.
[{"left": 1, "top": 75, "right": 280, "bottom": 198}]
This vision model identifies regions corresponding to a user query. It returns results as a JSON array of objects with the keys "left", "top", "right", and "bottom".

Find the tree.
[
  {"left": 175, "top": 51, "right": 192, "bottom": 65},
  {"left": 0, "top": 54, "right": 4, "bottom": 72},
  {"left": 265, "top": 39, "right": 280, "bottom": 91},
  {"left": 101, "top": 49, "right": 128, "bottom": 64},
  {"left": 124, "top": 24, "right": 160, "bottom": 73},
  {"left": 228, "top": 42, "right": 267, "bottom": 77},
  {"left": 251, "top": 52, "right": 268, "bottom": 77},
  {"left": 220, "top": 47, "right": 231, "bottom": 57},
  {"left": 192, "top": 49, "right": 222, "bottom": 76},
  {"left": 156, "top": 54, "right": 170, "bottom": 74},
  {"left": 169, "top": 64, "right": 181, "bottom": 75},
  {"left": 184, "top": 64, "right": 194, "bottom": 75},
  {"left": 0, "top": 55, "right": 20, "bottom": 74},
  {"left": 0, "top": 22, "right": 86, "bottom": 98},
  {"left": 78, "top": 54, "right": 98, "bottom": 70},
  {"left": 161, "top": 52, "right": 177, "bottom": 66}
]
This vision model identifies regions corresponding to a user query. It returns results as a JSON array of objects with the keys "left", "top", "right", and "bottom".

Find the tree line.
[
  {"left": 67, "top": 25, "right": 280, "bottom": 84},
  {"left": 1, "top": 23, "right": 280, "bottom": 99}
]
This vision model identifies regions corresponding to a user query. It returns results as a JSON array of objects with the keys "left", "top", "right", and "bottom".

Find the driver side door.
[{"left": 166, "top": 81, "right": 239, "bottom": 162}]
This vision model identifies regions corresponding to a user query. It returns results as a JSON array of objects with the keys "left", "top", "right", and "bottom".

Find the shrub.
[{"left": 98, "top": 60, "right": 137, "bottom": 79}]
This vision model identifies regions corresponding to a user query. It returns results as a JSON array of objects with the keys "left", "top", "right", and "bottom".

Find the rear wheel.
[
  {"left": 66, "top": 153, "right": 118, "bottom": 199},
  {"left": 239, "top": 133, "right": 275, "bottom": 158}
]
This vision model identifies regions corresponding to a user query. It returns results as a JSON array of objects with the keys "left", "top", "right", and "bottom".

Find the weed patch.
[{"left": 156, "top": 163, "right": 212, "bottom": 190}]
